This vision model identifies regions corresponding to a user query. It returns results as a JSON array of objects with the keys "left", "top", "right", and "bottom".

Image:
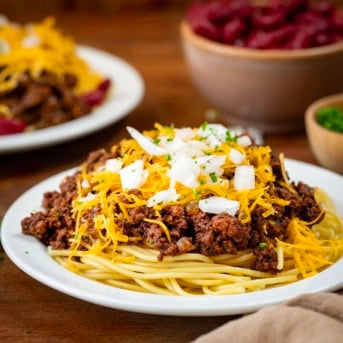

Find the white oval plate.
[
  {"left": 1, "top": 159, "right": 343, "bottom": 316},
  {"left": 0, "top": 46, "right": 144, "bottom": 154}
]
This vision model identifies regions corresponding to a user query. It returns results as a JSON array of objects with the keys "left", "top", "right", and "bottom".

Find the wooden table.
[{"left": 0, "top": 3, "right": 321, "bottom": 342}]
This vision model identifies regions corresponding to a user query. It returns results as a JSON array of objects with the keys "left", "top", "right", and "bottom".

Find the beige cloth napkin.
[{"left": 193, "top": 293, "right": 343, "bottom": 343}]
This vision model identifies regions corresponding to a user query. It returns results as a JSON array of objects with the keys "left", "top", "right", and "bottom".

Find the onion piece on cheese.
[
  {"left": 147, "top": 188, "right": 179, "bottom": 207},
  {"left": 229, "top": 148, "right": 245, "bottom": 164},
  {"left": 127, "top": 126, "right": 167, "bottom": 156},
  {"left": 198, "top": 196, "right": 240, "bottom": 216},
  {"left": 105, "top": 158, "right": 123, "bottom": 173},
  {"left": 237, "top": 135, "right": 252, "bottom": 147},
  {"left": 120, "top": 159, "right": 147, "bottom": 190},
  {"left": 168, "top": 153, "right": 200, "bottom": 188},
  {"left": 233, "top": 165, "right": 255, "bottom": 190}
]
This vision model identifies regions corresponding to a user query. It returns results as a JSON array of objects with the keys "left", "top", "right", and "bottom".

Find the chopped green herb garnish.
[
  {"left": 192, "top": 188, "right": 201, "bottom": 198},
  {"left": 167, "top": 137, "right": 174, "bottom": 142},
  {"left": 258, "top": 242, "right": 267, "bottom": 248},
  {"left": 316, "top": 106, "right": 343, "bottom": 133},
  {"left": 209, "top": 172, "right": 218, "bottom": 182},
  {"left": 153, "top": 138, "right": 161, "bottom": 145},
  {"left": 165, "top": 154, "right": 172, "bottom": 161},
  {"left": 225, "top": 130, "right": 237, "bottom": 143},
  {"left": 200, "top": 121, "right": 208, "bottom": 130}
]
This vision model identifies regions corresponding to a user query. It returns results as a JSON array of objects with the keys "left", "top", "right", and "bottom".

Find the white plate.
[
  {"left": 0, "top": 46, "right": 144, "bottom": 154},
  {"left": 1, "top": 159, "right": 343, "bottom": 316}
]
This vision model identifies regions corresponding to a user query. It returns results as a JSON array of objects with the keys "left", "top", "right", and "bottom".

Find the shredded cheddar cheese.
[
  {"left": 65, "top": 122, "right": 343, "bottom": 279},
  {"left": 0, "top": 17, "right": 102, "bottom": 94}
]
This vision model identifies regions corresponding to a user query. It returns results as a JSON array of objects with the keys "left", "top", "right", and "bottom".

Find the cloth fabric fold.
[{"left": 192, "top": 293, "right": 343, "bottom": 343}]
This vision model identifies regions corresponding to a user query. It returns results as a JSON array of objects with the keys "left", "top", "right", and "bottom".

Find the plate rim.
[
  {"left": 0, "top": 45, "right": 144, "bottom": 154},
  {"left": 1, "top": 158, "right": 343, "bottom": 316}
]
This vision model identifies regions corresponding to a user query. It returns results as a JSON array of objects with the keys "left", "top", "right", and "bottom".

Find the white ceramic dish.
[
  {"left": 0, "top": 46, "right": 144, "bottom": 154},
  {"left": 1, "top": 159, "right": 342, "bottom": 316}
]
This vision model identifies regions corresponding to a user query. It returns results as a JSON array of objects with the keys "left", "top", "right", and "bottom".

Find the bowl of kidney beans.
[{"left": 181, "top": 0, "right": 343, "bottom": 133}]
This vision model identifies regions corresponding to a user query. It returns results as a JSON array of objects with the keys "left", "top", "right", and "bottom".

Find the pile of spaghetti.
[
  {"left": 0, "top": 16, "right": 110, "bottom": 134},
  {"left": 21, "top": 123, "right": 343, "bottom": 295}
]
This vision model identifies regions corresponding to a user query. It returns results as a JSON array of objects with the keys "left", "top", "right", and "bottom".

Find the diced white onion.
[
  {"left": 168, "top": 153, "right": 200, "bottom": 188},
  {"left": 174, "top": 127, "right": 195, "bottom": 140},
  {"left": 160, "top": 136, "right": 186, "bottom": 153},
  {"left": 0, "top": 39, "right": 10, "bottom": 54},
  {"left": 81, "top": 179, "right": 90, "bottom": 189},
  {"left": 126, "top": 126, "right": 167, "bottom": 156},
  {"left": 0, "top": 15, "right": 9, "bottom": 27},
  {"left": 229, "top": 148, "right": 245, "bottom": 164},
  {"left": 22, "top": 33, "right": 40, "bottom": 47},
  {"left": 198, "top": 123, "right": 228, "bottom": 141},
  {"left": 79, "top": 192, "right": 96, "bottom": 203},
  {"left": 120, "top": 160, "right": 147, "bottom": 190},
  {"left": 105, "top": 158, "right": 122, "bottom": 173},
  {"left": 147, "top": 188, "right": 179, "bottom": 207},
  {"left": 206, "top": 134, "right": 222, "bottom": 149},
  {"left": 198, "top": 196, "right": 240, "bottom": 216},
  {"left": 195, "top": 155, "right": 226, "bottom": 176},
  {"left": 237, "top": 135, "right": 252, "bottom": 147},
  {"left": 233, "top": 165, "right": 255, "bottom": 190},
  {"left": 184, "top": 139, "right": 208, "bottom": 156}
]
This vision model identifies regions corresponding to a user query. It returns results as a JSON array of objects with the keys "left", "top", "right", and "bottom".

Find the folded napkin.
[{"left": 193, "top": 292, "right": 343, "bottom": 343}]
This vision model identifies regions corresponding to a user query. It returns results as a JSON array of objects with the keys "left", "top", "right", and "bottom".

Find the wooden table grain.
[{"left": 0, "top": 3, "right": 320, "bottom": 342}]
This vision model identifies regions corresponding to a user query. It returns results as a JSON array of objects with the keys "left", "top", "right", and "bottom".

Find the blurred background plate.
[{"left": 0, "top": 46, "right": 144, "bottom": 154}]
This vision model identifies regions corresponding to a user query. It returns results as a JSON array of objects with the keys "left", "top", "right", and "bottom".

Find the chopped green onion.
[
  {"left": 226, "top": 130, "right": 237, "bottom": 143},
  {"left": 192, "top": 188, "right": 201, "bottom": 198},
  {"left": 200, "top": 121, "right": 208, "bottom": 130},
  {"left": 258, "top": 242, "right": 267, "bottom": 248},
  {"left": 316, "top": 106, "right": 343, "bottom": 133},
  {"left": 209, "top": 172, "right": 218, "bottom": 182}
]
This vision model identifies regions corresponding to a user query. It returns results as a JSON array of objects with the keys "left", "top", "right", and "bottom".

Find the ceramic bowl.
[
  {"left": 180, "top": 20, "right": 343, "bottom": 133},
  {"left": 305, "top": 93, "right": 343, "bottom": 174}
]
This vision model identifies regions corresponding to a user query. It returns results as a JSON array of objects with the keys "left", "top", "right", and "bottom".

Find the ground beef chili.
[
  {"left": 0, "top": 71, "right": 91, "bottom": 132},
  {"left": 21, "top": 153, "right": 323, "bottom": 273}
]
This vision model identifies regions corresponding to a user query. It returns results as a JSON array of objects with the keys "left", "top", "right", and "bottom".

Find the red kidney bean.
[
  {"left": 310, "top": 1, "right": 334, "bottom": 16},
  {"left": 220, "top": 18, "right": 246, "bottom": 44},
  {"left": 0, "top": 118, "right": 26, "bottom": 135},
  {"left": 187, "top": 0, "right": 343, "bottom": 49},
  {"left": 245, "top": 25, "right": 296, "bottom": 49},
  {"left": 313, "top": 32, "right": 333, "bottom": 46},
  {"left": 331, "top": 31, "right": 343, "bottom": 42},
  {"left": 286, "top": 29, "right": 311, "bottom": 49},
  {"left": 331, "top": 11, "right": 343, "bottom": 30},
  {"left": 252, "top": 8, "right": 286, "bottom": 29},
  {"left": 187, "top": 3, "right": 220, "bottom": 41},
  {"left": 207, "top": 0, "right": 233, "bottom": 23},
  {"left": 296, "top": 13, "right": 330, "bottom": 41},
  {"left": 82, "top": 78, "right": 112, "bottom": 107},
  {"left": 83, "top": 90, "right": 105, "bottom": 107},
  {"left": 97, "top": 78, "right": 111, "bottom": 92},
  {"left": 283, "top": 0, "right": 308, "bottom": 17}
]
